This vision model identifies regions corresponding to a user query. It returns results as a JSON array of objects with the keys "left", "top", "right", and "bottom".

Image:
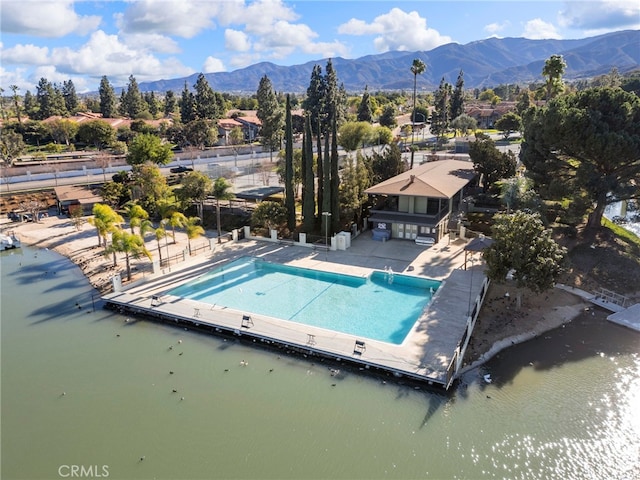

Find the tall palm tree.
[
  {"left": 105, "top": 228, "right": 151, "bottom": 281},
  {"left": 410, "top": 58, "right": 426, "bottom": 169},
  {"left": 164, "top": 211, "right": 187, "bottom": 245},
  {"left": 153, "top": 226, "right": 167, "bottom": 264},
  {"left": 124, "top": 203, "right": 149, "bottom": 234},
  {"left": 211, "top": 177, "right": 234, "bottom": 244},
  {"left": 183, "top": 216, "right": 205, "bottom": 255},
  {"left": 88, "top": 203, "right": 123, "bottom": 248}
]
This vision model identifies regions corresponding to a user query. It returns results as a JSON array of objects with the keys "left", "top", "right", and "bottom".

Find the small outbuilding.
[{"left": 54, "top": 185, "right": 103, "bottom": 215}]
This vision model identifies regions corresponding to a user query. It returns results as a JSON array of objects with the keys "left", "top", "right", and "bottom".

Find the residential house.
[{"left": 365, "top": 159, "right": 477, "bottom": 243}]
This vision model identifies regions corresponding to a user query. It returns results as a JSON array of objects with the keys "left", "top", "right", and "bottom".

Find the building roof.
[
  {"left": 365, "top": 159, "right": 476, "bottom": 199},
  {"left": 54, "top": 185, "right": 103, "bottom": 204}
]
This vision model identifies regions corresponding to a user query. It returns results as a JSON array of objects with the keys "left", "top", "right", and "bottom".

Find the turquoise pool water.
[{"left": 167, "top": 257, "right": 441, "bottom": 344}]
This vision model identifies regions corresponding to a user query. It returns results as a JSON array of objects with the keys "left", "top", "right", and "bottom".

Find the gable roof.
[{"left": 365, "top": 159, "right": 476, "bottom": 199}]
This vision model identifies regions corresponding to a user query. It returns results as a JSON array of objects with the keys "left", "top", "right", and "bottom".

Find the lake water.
[{"left": 1, "top": 246, "right": 639, "bottom": 480}]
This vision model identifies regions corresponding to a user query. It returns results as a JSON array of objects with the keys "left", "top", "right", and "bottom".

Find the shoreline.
[{"left": 4, "top": 216, "right": 592, "bottom": 367}]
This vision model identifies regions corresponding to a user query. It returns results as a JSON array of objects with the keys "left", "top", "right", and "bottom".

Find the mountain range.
[{"left": 139, "top": 30, "right": 640, "bottom": 94}]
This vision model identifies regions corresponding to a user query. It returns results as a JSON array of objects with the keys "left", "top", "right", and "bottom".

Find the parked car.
[{"left": 170, "top": 166, "right": 193, "bottom": 174}]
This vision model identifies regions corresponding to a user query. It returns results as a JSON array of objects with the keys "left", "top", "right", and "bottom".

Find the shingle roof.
[{"left": 364, "top": 159, "right": 476, "bottom": 199}]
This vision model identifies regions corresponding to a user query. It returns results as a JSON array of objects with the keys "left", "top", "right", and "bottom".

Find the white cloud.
[
  {"left": 0, "top": 0, "right": 101, "bottom": 37},
  {"left": 229, "top": 53, "right": 262, "bottom": 69},
  {"left": 225, "top": 29, "right": 252, "bottom": 52},
  {"left": 203, "top": 56, "right": 226, "bottom": 73},
  {"left": 337, "top": 8, "right": 452, "bottom": 52},
  {"left": 1, "top": 44, "right": 50, "bottom": 65},
  {"left": 120, "top": 33, "right": 182, "bottom": 55},
  {"left": 116, "top": 0, "right": 219, "bottom": 38},
  {"left": 46, "top": 30, "right": 194, "bottom": 86},
  {"left": 559, "top": 1, "right": 640, "bottom": 31},
  {"left": 522, "top": 19, "right": 562, "bottom": 40},
  {"left": 484, "top": 21, "right": 510, "bottom": 36}
]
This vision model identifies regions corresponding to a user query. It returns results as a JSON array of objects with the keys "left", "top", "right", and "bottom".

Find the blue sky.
[{"left": 1, "top": 0, "right": 638, "bottom": 93}]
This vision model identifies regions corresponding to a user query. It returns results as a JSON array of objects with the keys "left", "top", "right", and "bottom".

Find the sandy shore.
[{"left": 3, "top": 215, "right": 592, "bottom": 366}]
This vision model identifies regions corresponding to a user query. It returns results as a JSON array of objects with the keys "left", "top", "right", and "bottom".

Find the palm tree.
[
  {"left": 183, "top": 216, "right": 205, "bottom": 255},
  {"left": 88, "top": 203, "right": 123, "bottom": 248},
  {"left": 211, "top": 177, "right": 234, "bottom": 243},
  {"left": 164, "top": 211, "right": 187, "bottom": 245},
  {"left": 123, "top": 203, "right": 149, "bottom": 234},
  {"left": 410, "top": 58, "right": 426, "bottom": 169},
  {"left": 105, "top": 228, "right": 151, "bottom": 282},
  {"left": 153, "top": 226, "right": 167, "bottom": 265}
]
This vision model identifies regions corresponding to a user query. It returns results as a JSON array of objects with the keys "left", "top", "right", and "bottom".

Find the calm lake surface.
[{"left": 1, "top": 246, "right": 639, "bottom": 480}]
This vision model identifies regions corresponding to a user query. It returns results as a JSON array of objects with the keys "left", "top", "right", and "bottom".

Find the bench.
[{"left": 415, "top": 236, "right": 435, "bottom": 247}]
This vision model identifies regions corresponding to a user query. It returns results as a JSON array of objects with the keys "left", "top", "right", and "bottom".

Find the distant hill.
[{"left": 139, "top": 30, "right": 639, "bottom": 94}]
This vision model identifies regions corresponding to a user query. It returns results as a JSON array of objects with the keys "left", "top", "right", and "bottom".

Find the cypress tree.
[
  {"left": 99, "top": 76, "right": 116, "bottom": 118},
  {"left": 330, "top": 117, "right": 340, "bottom": 233},
  {"left": 302, "top": 114, "right": 315, "bottom": 232},
  {"left": 284, "top": 94, "right": 296, "bottom": 232},
  {"left": 321, "top": 132, "right": 331, "bottom": 238},
  {"left": 315, "top": 116, "right": 323, "bottom": 227}
]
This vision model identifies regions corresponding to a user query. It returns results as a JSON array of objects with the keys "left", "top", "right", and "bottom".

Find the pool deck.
[{"left": 103, "top": 234, "right": 489, "bottom": 389}]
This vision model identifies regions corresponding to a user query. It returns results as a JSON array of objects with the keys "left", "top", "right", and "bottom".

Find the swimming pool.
[{"left": 167, "top": 257, "right": 441, "bottom": 345}]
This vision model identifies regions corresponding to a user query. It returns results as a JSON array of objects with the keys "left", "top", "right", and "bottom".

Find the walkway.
[{"left": 103, "top": 234, "right": 488, "bottom": 388}]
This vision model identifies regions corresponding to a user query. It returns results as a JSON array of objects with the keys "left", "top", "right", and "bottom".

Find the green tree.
[
  {"left": 321, "top": 131, "right": 331, "bottom": 237},
  {"left": 62, "top": 80, "right": 79, "bottom": 114},
  {"left": 251, "top": 201, "right": 288, "bottom": 231},
  {"left": 105, "top": 228, "right": 151, "bottom": 281},
  {"left": 176, "top": 170, "right": 212, "bottom": 220},
  {"left": 194, "top": 73, "right": 218, "bottom": 120},
  {"left": 9, "top": 85, "right": 22, "bottom": 124},
  {"left": 410, "top": 58, "right": 426, "bottom": 168},
  {"left": 126, "top": 133, "right": 173, "bottom": 166},
  {"left": 185, "top": 118, "right": 215, "bottom": 150},
  {"left": 256, "top": 75, "right": 284, "bottom": 162},
  {"left": 370, "top": 126, "right": 393, "bottom": 147},
  {"left": 339, "top": 151, "right": 370, "bottom": 228},
  {"left": 123, "top": 203, "right": 149, "bottom": 234},
  {"left": 1, "top": 129, "right": 26, "bottom": 163},
  {"left": 99, "top": 76, "right": 117, "bottom": 118},
  {"left": 77, "top": 120, "right": 116, "bottom": 150},
  {"left": 450, "top": 70, "right": 465, "bottom": 120},
  {"left": 338, "top": 121, "right": 372, "bottom": 153},
  {"left": 469, "top": 135, "right": 517, "bottom": 192},
  {"left": 431, "top": 77, "right": 452, "bottom": 147},
  {"left": 34, "top": 77, "right": 66, "bottom": 120},
  {"left": 450, "top": 114, "right": 477, "bottom": 136},
  {"left": 180, "top": 81, "right": 196, "bottom": 123},
  {"left": 302, "top": 64, "right": 325, "bottom": 135},
  {"left": 369, "top": 142, "right": 405, "bottom": 184},
  {"left": 542, "top": 54, "right": 567, "bottom": 101},
  {"left": 496, "top": 176, "right": 541, "bottom": 213},
  {"left": 483, "top": 211, "right": 566, "bottom": 305},
  {"left": 164, "top": 90, "right": 177, "bottom": 117},
  {"left": 211, "top": 177, "right": 234, "bottom": 243},
  {"left": 357, "top": 86, "right": 373, "bottom": 123},
  {"left": 49, "top": 119, "right": 78, "bottom": 146},
  {"left": 130, "top": 164, "right": 170, "bottom": 214},
  {"left": 302, "top": 114, "right": 316, "bottom": 232},
  {"left": 378, "top": 104, "right": 397, "bottom": 129},
  {"left": 122, "top": 75, "right": 146, "bottom": 118},
  {"left": 88, "top": 203, "right": 123, "bottom": 248},
  {"left": 520, "top": 87, "right": 640, "bottom": 228},
  {"left": 330, "top": 118, "right": 340, "bottom": 233},
  {"left": 162, "top": 211, "right": 187, "bottom": 245},
  {"left": 495, "top": 112, "right": 522, "bottom": 139},
  {"left": 284, "top": 94, "right": 296, "bottom": 232},
  {"left": 183, "top": 216, "right": 205, "bottom": 255}
]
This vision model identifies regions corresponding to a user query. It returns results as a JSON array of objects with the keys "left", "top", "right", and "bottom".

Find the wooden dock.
[{"left": 103, "top": 263, "right": 489, "bottom": 390}]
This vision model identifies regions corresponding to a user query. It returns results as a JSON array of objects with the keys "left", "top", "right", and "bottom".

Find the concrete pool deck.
[{"left": 103, "top": 234, "right": 489, "bottom": 388}]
